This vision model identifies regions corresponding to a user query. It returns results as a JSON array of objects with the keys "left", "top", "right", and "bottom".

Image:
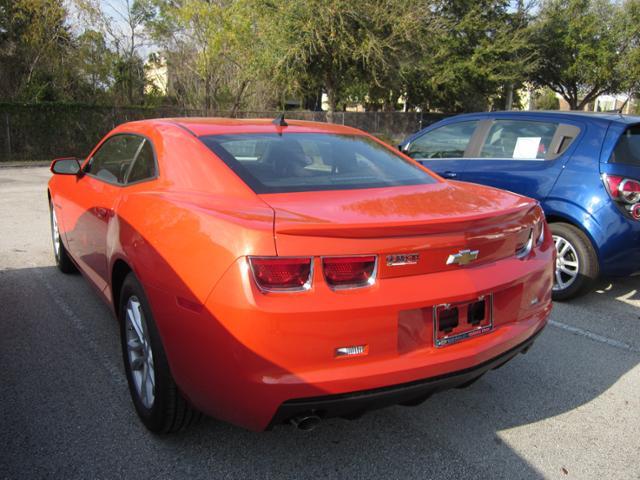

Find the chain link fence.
[{"left": 0, "top": 103, "right": 449, "bottom": 161}]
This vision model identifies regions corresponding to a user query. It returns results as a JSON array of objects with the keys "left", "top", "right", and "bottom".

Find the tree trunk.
[
  {"left": 382, "top": 91, "right": 395, "bottom": 112},
  {"left": 505, "top": 83, "right": 514, "bottom": 110},
  {"left": 230, "top": 81, "right": 249, "bottom": 116},
  {"left": 325, "top": 73, "right": 338, "bottom": 123}
]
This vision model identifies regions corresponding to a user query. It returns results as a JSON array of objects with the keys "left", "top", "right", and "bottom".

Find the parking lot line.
[{"left": 549, "top": 319, "right": 640, "bottom": 354}]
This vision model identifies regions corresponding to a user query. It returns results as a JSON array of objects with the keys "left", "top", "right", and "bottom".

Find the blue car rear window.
[
  {"left": 200, "top": 133, "right": 436, "bottom": 194},
  {"left": 611, "top": 125, "right": 640, "bottom": 166}
]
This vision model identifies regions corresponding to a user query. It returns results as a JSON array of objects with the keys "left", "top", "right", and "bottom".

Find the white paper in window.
[{"left": 512, "top": 137, "right": 541, "bottom": 159}]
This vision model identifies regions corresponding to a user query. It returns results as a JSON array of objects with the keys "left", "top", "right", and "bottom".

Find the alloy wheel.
[
  {"left": 552, "top": 235, "right": 580, "bottom": 291},
  {"left": 125, "top": 296, "right": 155, "bottom": 409},
  {"left": 51, "top": 206, "right": 61, "bottom": 259}
]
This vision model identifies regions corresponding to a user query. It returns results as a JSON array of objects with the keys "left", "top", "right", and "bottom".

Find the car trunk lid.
[{"left": 259, "top": 181, "right": 540, "bottom": 278}]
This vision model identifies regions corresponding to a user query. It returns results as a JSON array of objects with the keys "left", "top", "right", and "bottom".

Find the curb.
[{"left": 0, "top": 161, "right": 50, "bottom": 169}]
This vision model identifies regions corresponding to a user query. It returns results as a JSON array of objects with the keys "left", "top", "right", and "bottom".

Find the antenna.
[{"left": 272, "top": 113, "right": 288, "bottom": 127}]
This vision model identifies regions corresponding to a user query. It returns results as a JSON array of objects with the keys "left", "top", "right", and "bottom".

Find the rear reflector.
[
  {"left": 322, "top": 255, "right": 377, "bottom": 289},
  {"left": 248, "top": 257, "right": 312, "bottom": 292}
]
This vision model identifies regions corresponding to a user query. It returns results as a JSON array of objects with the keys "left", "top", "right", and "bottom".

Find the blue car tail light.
[{"left": 602, "top": 174, "right": 640, "bottom": 220}]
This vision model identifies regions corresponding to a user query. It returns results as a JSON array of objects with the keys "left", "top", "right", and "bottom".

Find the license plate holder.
[{"left": 433, "top": 295, "right": 493, "bottom": 347}]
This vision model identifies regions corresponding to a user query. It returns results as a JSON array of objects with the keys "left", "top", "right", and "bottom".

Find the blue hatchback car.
[{"left": 400, "top": 111, "right": 640, "bottom": 300}]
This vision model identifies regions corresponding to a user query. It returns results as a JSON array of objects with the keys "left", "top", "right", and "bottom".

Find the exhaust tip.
[{"left": 290, "top": 414, "right": 321, "bottom": 431}]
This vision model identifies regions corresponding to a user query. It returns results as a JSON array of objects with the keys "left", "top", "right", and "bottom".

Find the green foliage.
[
  {"left": 144, "top": 0, "right": 265, "bottom": 112},
  {"left": 405, "top": 0, "right": 533, "bottom": 112},
  {"left": 529, "top": 0, "right": 627, "bottom": 110},
  {"left": 1, "top": 0, "right": 640, "bottom": 114},
  {"left": 534, "top": 88, "right": 561, "bottom": 110},
  {"left": 259, "top": 0, "right": 435, "bottom": 115},
  {"left": 0, "top": 0, "right": 74, "bottom": 101}
]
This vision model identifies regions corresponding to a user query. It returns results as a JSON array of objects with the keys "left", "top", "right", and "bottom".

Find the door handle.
[{"left": 443, "top": 171, "right": 458, "bottom": 178}]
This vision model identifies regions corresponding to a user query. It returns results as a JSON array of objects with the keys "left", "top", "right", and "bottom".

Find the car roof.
[
  {"left": 448, "top": 110, "right": 640, "bottom": 126},
  {"left": 120, "top": 117, "right": 364, "bottom": 137}
]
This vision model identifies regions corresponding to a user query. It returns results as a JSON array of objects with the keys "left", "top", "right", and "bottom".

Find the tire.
[
  {"left": 119, "top": 273, "right": 201, "bottom": 433},
  {"left": 49, "top": 200, "right": 76, "bottom": 273},
  {"left": 550, "top": 222, "right": 599, "bottom": 301}
]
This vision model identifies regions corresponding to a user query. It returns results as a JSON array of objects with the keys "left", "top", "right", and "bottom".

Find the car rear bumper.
[
  {"left": 268, "top": 323, "right": 544, "bottom": 428},
  {"left": 593, "top": 202, "right": 640, "bottom": 276},
  {"left": 146, "top": 241, "right": 553, "bottom": 431}
]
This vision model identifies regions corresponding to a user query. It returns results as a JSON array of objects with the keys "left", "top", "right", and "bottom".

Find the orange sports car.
[{"left": 48, "top": 117, "right": 553, "bottom": 433}]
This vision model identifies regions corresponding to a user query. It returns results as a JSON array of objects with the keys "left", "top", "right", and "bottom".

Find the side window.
[
  {"left": 406, "top": 121, "right": 478, "bottom": 159},
  {"left": 479, "top": 120, "right": 558, "bottom": 160},
  {"left": 85, "top": 135, "right": 144, "bottom": 184},
  {"left": 126, "top": 140, "right": 157, "bottom": 183},
  {"left": 610, "top": 125, "right": 640, "bottom": 166}
]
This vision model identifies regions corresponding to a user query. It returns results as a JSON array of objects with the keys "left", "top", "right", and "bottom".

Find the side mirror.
[{"left": 51, "top": 157, "right": 81, "bottom": 175}]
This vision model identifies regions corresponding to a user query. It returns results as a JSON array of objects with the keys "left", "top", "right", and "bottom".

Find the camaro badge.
[
  {"left": 386, "top": 253, "right": 420, "bottom": 266},
  {"left": 446, "top": 249, "right": 479, "bottom": 266}
]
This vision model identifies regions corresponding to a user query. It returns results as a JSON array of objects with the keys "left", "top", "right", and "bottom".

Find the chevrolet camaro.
[{"left": 47, "top": 117, "right": 553, "bottom": 433}]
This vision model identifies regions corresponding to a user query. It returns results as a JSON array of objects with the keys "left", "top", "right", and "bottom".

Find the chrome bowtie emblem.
[
  {"left": 386, "top": 253, "right": 420, "bottom": 266},
  {"left": 446, "top": 249, "right": 479, "bottom": 266}
]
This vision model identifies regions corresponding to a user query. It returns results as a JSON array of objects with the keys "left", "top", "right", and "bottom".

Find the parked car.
[
  {"left": 48, "top": 117, "right": 553, "bottom": 433},
  {"left": 400, "top": 111, "right": 640, "bottom": 300}
]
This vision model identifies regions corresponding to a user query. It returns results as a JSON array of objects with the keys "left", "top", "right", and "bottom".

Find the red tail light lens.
[
  {"left": 322, "top": 256, "right": 377, "bottom": 289},
  {"left": 603, "top": 174, "right": 640, "bottom": 204},
  {"left": 603, "top": 174, "right": 640, "bottom": 220},
  {"left": 248, "top": 257, "right": 312, "bottom": 292}
]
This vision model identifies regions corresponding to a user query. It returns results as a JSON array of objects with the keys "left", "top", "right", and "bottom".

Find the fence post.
[{"left": 4, "top": 113, "right": 11, "bottom": 160}]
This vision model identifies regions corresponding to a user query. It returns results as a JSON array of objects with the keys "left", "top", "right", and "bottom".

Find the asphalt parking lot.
[{"left": 1, "top": 166, "right": 639, "bottom": 480}]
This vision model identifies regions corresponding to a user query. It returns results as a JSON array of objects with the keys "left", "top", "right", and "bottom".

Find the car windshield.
[
  {"left": 611, "top": 125, "right": 640, "bottom": 166},
  {"left": 199, "top": 133, "right": 436, "bottom": 193}
]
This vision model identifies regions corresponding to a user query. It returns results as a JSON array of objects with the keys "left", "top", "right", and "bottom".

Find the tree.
[
  {"left": 75, "top": 30, "right": 117, "bottom": 101},
  {"left": 529, "top": 0, "right": 625, "bottom": 110},
  {"left": 146, "top": 0, "right": 265, "bottom": 113},
  {"left": 73, "top": 0, "right": 152, "bottom": 104},
  {"left": 0, "top": 0, "right": 74, "bottom": 101},
  {"left": 405, "top": 0, "right": 533, "bottom": 113},
  {"left": 259, "top": 0, "right": 435, "bottom": 119},
  {"left": 618, "top": 0, "right": 640, "bottom": 99},
  {"left": 534, "top": 87, "right": 560, "bottom": 110}
]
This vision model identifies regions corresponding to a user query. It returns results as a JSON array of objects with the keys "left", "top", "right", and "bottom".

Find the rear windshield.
[
  {"left": 611, "top": 125, "right": 640, "bottom": 166},
  {"left": 199, "top": 133, "right": 435, "bottom": 193}
]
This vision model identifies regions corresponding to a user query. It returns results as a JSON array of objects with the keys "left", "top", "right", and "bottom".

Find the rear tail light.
[
  {"left": 322, "top": 255, "right": 377, "bottom": 290},
  {"left": 248, "top": 257, "right": 313, "bottom": 292},
  {"left": 603, "top": 174, "right": 640, "bottom": 219},
  {"left": 602, "top": 174, "right": 640, "bottom": 220}
]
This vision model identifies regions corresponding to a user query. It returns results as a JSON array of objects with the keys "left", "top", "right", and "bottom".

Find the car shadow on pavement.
[
  {"left": 2, "top": 263, "right": 637, "bottom": 479},
  {"left": 587, "top": 276, "right": 640, "bottom": 302}
]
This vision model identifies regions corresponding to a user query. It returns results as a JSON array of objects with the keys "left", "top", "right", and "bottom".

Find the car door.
[
  {"left": 64, "top": 134, "right": 147, "bottom": 293},
  {"left": 403, "top": 120, "right": 480, "bottom": 180},
  {"left": 460, "top": 118, "right": 582, "bottom": 201}
]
